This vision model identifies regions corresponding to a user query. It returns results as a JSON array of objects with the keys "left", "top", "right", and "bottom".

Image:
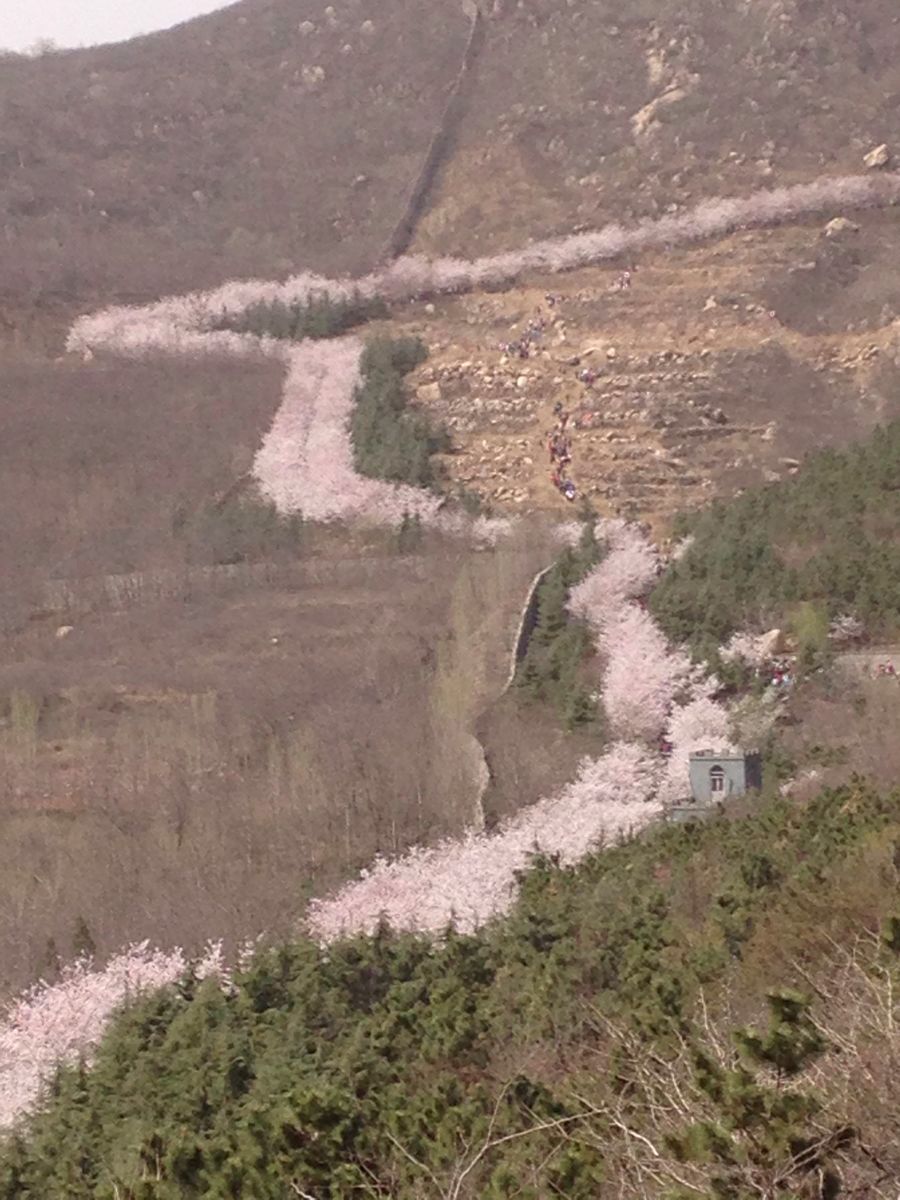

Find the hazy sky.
[{"left": 2, "top": 0, "right": 234, "bottom": 52}]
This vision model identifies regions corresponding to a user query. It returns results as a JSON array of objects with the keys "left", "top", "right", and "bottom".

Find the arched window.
[{"left": 709, "top": 765, "right": 725, "bottom": 794}]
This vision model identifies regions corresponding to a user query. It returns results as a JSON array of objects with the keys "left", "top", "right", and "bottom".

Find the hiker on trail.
[{"left": 562, "top": 480, "right": 577, "bottom": 502}]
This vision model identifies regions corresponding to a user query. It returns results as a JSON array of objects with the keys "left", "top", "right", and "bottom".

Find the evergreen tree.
[{"left": 71, "top": 917, "right": 96, "bottom": 962}]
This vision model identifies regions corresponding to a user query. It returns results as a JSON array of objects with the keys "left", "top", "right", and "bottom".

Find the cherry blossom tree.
[
  {"left": 568, "top": 519, "right": 659, "bottom": 630},
  {"left": 24, "top": 173, "right": 898, "bottom": 1129},
  {"left": 601, "top": 606, "right": 694, "bottom": 740},
  {"left": 306, "top": 741, "right": 662, "bottom": 941},
  {"left": 0, "top": 941, "right": 225, "bottom": 1129},
  {"left": 66, "top": 176, "right": 900, "bottom": 527},
  {"left": 68, "top": 175, "right": 900, "bottom": 362},
  {"left": 720, "top": 630, "right": 779, "bottom": 668},
  {"left": 657, "top": 696, "right": 734, "bottom": 806}
]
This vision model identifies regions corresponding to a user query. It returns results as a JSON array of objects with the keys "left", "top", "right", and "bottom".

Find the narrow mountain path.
[{"left": 68, "top": 173, "right": 900, "bottom": 531}]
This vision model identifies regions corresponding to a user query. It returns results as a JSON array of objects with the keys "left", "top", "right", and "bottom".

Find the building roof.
[{"left": 689, "top": 749, "right": 758, "bottom": 761}]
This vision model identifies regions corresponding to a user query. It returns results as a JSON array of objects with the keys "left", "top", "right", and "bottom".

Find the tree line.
[
  {"left": 651, "top": 421, "right": 900, "bottom": 659},
  {"left": 3, "top": 778, "right": 899, "bottom": 1197}
]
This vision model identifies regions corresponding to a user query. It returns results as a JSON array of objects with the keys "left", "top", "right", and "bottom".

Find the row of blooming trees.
[
  {"left": 67, "top": 174, "right": 900, "bottom": 362},
  {"left": 16, "top": 176, "right": 890, "bottom": 1132},
  {"left": 307, "top": 519, "right": 736, "bottom": 939},
  {"left": 0, "top": 518, "right": 755, "bottom": 1128},
  {"left": 0, "top": 522, "right": 671, "bottom": 1124},
  {"left": 65, "top": 176, "right": 900, "bottom": 530},
  {"left": 0, "top": 942, "right": 226, "bottom": 1128},
  {"left": 568, "top": 520, "right": 733, "bottom": 802}
]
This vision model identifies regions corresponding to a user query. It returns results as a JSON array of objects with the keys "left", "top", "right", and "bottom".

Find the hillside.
[
  {"left": 396, "top": 207, "right": 900, "bottom": 525},
  {"left": 0, "top": 0, "right": 471, "bottom": 320},
  {"left": 2, "top": 0, "right": 899, "bottom": 333},
  {"left": 3, "top": 0, "right": 900, "bottom": 1189},
  {"left": 2, "top": 780, "right": 899, "bottom": 1197}
]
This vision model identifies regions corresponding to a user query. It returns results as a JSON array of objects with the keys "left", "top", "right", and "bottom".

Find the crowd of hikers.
[
  {"left": 547, "top": 400, "right": 577, "bottom": 501},
  {"left": 494, "top": 270, "right": 636, "bottom": 503}
]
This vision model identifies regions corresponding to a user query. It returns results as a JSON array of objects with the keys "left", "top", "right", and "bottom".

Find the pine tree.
[
  {"left": 71, "top": 916, "right": 96, "bottom": 962},
  {"left": 38, "top": 937, "right": 61, "bottom": 983}
]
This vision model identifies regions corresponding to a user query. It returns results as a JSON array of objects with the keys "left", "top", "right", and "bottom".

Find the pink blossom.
[
  {"left": 601, "top": 606, "right": 693, "bottom": 740},
  {"left": 35, "top": 172, "right": 894, "bottom": 1121},
  {"left": 0, "top": 519, "right": 738, "bottom": 1127},
  {"left": 306, "top": 741, "right": 662, "bottom": 941},
  {"left": 568, "top": 522, "right": 694, "bottom": 741},
  {"left": 253, "top": 338, "right": 443, "bottom": 525},
  {"left": 720, "top": 630, "right": 778, "bottom": 668},
  {"left": 0, "top": 941, "right": 225, "bottom": 1129},
  {"left": 568, "top": 519, "right": 659, "bottom": 631},
  {"left": 67, "top": 175, "right": 900, "bottom": 528}
]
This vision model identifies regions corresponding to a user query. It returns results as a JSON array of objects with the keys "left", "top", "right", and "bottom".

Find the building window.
[{"left": 710, "top": 765, "right": 725, "bottom": 794}]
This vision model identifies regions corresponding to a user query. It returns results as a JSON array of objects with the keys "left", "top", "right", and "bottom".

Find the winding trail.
[
  {"left": 1, "top": 173, "right": 894, "bottom": 1132},
  {"left": 68, "top": 173, "right": 900, "bottom": 529}
]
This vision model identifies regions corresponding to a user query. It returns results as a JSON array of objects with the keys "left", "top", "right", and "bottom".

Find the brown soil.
[
  {"left": 397, "top": 207, "right": 900, "bottom": 532},
  {"left": 476, "top": 691, "right": 600, "bottom": 828}
]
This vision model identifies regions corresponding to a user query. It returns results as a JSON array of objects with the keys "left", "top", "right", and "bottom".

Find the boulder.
[
  {"left": 758, "top": 628, "right": 784, "bottom": 658},
  {"left": 416, "top": 382, "right": 442, "bottom": 403},
  {"left": 824, "top": 216, "right": 859, "bottom": 238},
  {"left": 863, "top": 143, "right": 890, "bottom": 169}
]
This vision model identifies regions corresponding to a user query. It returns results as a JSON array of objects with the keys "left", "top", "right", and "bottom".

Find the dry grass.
[
  {"left": 0, "top": 530, "right": 554, "bottom": 995},
  {"left": 779, "top": 666, "right": 900, "bottom": 797},
  {"left": 0, "top": 0, "right": 471, "bottom": 328},
  {"left": 0, "top": 354, "right": 286, "bottom": 605},
  {"left": 395, "top": 208, "right": 900, "bottom": 528}
]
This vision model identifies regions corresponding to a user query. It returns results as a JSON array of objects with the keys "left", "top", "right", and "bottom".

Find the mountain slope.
[
  {"left": 2, "top": 779, "right": 899, "bottom": 1197},
  {"left": 2, "top": 0, "right": 898, "bottom": 326},
  {"left": 0, "top": 0, "right": 470, "bottom": 313}
]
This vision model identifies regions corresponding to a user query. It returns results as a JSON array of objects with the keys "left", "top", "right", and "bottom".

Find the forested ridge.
[
  {"left": 3, "top": 780, "right": 899, "bottom": 1198},
  {"left": 650, "top": 421, "right": 900, "bottom": 658}
]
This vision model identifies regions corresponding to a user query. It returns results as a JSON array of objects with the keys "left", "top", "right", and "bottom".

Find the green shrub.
[
  {"left": 349, "top": 336, "right": 449, "bottom": 489},
  {"left": 4, "top": 780, "right": 898, "bottom": 1198},
  {"left": 211, "top": 291, "right": 388, "bottom": 341},
  {"left": 515, "top": 521, "right": 603, "bottom": 729}
]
